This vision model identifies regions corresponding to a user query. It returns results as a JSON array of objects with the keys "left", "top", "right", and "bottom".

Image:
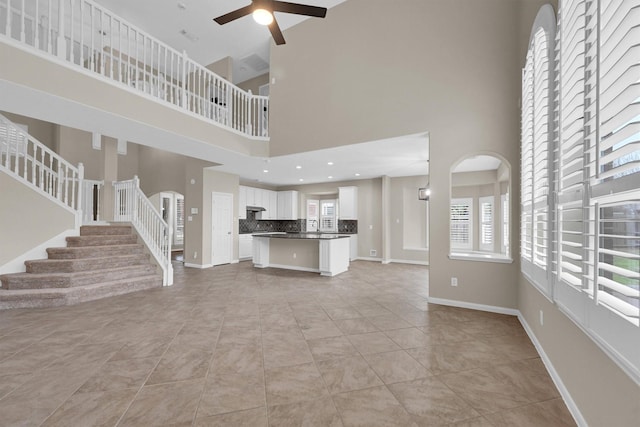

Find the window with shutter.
[
  {"left": 586, "top": 0, "right": 640, "bottom": 326},
  {"left": 521, "top": 20, "right": 553, "bottom": 293},
  {"left": 525, "top": 0, "right": 640, "bottom": 384},
  {"left": 522, "top": 52, "right": 535, "bottom": 264},
  {"left": 451, "top": 198, "right": 473, "bottom": 251},
  {"left": 320, "top": 200, "right": 337, "bottom": 232},
  {"left": 556, "top": 0, "right": 587, "bottom": 295}
]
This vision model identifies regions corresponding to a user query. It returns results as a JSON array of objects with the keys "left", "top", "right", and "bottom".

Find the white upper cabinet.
[
  {"left": 277, "top": 191, "right": 299, "bottom": 220},
  {"left": 238, "top": 186, "right": 247, "bottom": 219},
  {"left": 269, "top": 191, "right": 278, "bottom": 220},
  {"left": 339, "top": 186, "right": 358, "bottom": 220},
  {"left": 245, "top": 186, "right": 256, "bottom": 207}
]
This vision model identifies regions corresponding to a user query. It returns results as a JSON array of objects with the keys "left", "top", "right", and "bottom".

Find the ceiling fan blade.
[
  {"left": 268, "top": 17, "right": 286, "bottom": 45},
  {"left": 213, "top": 4, "right": 254, "bottom": 25},
  {"left": 272, "top": 1, "right": 327, "bottom": 18}
]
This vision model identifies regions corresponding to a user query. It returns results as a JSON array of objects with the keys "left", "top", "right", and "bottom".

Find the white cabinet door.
[
  {"left": 239, "top": 235, "right": 253, "bottom": 259},
  {"left": 277, "top": 191, "right": 299, "bottom": 220},
  {"left": 238, "top": 186, "right": 247, "bottom": 219},
  {"left": 269, "top": 191, "right": 278, "bottom": 219},
  {"left": 246, "top": 187, "right": 255, "bottom": 206},
  {"left": 339, "top": 186, "right": 358, "bottom": 220},
  {"left": 255, "top": 189, "right": 263, "bottom": 209}
]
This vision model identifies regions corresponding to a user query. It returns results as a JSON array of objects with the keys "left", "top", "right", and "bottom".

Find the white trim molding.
[
  {"left": 518, "top": 314, "right": 587, "bottom": 427},
  {"left": 184, "top": 263, "right": 213, "bottom": 269},
  {"left": 427, "top": 297, "right": 519, "bottom": 316}
]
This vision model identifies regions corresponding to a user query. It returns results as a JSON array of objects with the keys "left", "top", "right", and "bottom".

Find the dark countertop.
[{"left": 252, "top": 233, "right": 350, "bottom": 240}]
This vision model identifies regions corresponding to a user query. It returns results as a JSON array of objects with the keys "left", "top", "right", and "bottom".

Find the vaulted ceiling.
[{"left": 94, "top": 0, "right": 348, "bottom": 83}]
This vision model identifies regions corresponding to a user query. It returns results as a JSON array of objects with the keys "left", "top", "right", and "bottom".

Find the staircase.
[{"left": 0, "top": 225, "right": 163, "bottom": 309}]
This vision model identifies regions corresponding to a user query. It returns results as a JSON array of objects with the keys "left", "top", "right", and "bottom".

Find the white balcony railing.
[
  {"left": 0, "top": 0, "right": 269, "bottom": 139},
  {"left": 0, "top": 112, "right": 84, "bottom": 219},
  {"left": 113, "top": 176, "right": 173, "bottom": 286}
]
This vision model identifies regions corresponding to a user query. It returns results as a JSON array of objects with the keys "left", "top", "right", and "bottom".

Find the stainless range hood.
[{"left": 246, "top": 206, "right": 266, "bottom": 212}]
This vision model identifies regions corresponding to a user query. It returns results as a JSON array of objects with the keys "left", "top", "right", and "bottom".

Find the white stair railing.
[
  {"left": 0, "top": 113, "right": 83, "bottom": 220},
  {"left": 0, "top": 0, "right": 269, "bottom": 139},
  {"left": 113, "top": 176, "right": 173, "bottom": 286}
]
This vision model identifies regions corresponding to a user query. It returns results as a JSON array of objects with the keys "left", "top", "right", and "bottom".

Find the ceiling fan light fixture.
[{"left": 252, "top": 8, "right": 273, "bottom": 25}]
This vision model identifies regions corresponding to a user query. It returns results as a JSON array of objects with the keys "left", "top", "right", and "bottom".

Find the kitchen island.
[{"left": 252, "top": 233, "right": 350, "bottom": 277}]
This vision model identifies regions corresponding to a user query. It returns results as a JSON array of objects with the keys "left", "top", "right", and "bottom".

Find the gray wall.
[
  {"left": 0, "top": 173, "right": 76, "bottom": 266},
  {"left": 269, "top": 0, "right": 523, "bottom": 308}
]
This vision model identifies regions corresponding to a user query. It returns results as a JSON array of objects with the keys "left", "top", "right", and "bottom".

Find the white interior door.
[{"left": 212, "top": 192, "right": 233, "bottom": 266}]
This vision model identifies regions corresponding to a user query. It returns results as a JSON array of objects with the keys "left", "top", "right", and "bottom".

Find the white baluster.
[
  {"left": 70, "top": 0, "right": 75, "bottom": 63},
  {"left": 47, "top": 0, "right": 52, "bottom": 53},
  {"left": 20, "top": 0, "right": 25, "bottom": 42},
  {"left": 79, "top": 0, "right": 83, "bottom": 65},
  {"left": 57, "top": 0, "right": 65, "bottom": 58}
]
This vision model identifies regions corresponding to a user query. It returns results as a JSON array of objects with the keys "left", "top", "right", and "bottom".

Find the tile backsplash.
[{"left": 239, "top": 211, "right": 357, "bottom": 234}]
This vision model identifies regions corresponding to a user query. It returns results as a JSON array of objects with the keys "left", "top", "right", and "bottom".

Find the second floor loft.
[{"left": 0, "top": 0, "right": 270, "bottom": 141}]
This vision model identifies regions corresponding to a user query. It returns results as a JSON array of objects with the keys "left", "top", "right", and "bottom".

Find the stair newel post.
[
  {"left": 133, "top": 175, "right": 140, "bottom": 224},
  {"left": 76, "top": 163, "right": 84, "bottom": 224}
]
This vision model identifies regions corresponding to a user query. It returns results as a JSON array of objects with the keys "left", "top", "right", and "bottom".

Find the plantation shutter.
[
  {"left": 521, "top": 53, "right": 535, "bottom": 263},
  {"left": 587, "top": 0, "right": 640, "bottom": 325},
  {"left": 556, "top": 0, "right": 587, "bottom": 291},
  {"left": 480, "top": 196, "right": 494, "bottom": 252},
  {"left": 533, "top": 28, "right": 551, "bottom": 270},
  {"left": 451, "top": 198, "right": 473, "bottom": 251}
]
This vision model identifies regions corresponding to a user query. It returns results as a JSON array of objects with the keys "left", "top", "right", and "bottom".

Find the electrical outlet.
[
  {"left": 451, "top": 277, "right": 458, "bottom": 287},
  {"left": 370, "top": 249, "right": 377, "bottom": 257},
  {"left": 193, "top": 251, "right": 198, "bottom": 259},
  {"left": 293, "top": 253, "right": 297, "bottom": 259},
  {"left": 539, "top": 310, "right": 544, "bottom": 326}
]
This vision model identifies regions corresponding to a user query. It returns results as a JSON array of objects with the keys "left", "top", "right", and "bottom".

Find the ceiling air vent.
[
  {"left": 240, "top": 54, "right": 269, "bottom": 72},
  {"left": 179, "top": 29, "right": 199, "bottom": 42}
]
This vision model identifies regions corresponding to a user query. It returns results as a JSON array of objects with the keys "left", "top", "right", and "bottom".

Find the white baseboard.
[
  {"left": 355, "top": 256, "right": 383, "bottom": 262},
  {"left": 268, "top": 264, "right": 320, "bottom": 274},
  {"left": 231, "top": 259, "right": 239, "bottom": 264},
  {"left": 0, "top": 227, "right": 79, "bottom": 275},
  {"left": 518, "top": 314, "right": 587, "bottom": 427},
  {"left": 388, "top": 259, "right": 429, "bottom": 266},
  {"left": 183, "top": 263, "right": 213, "bottom": 269},
  {"left": 427, "top": 297, "right": 519, "bottom": 316},
  {"left": 428, "top": 297, "right": 585, "bottom": 426}
]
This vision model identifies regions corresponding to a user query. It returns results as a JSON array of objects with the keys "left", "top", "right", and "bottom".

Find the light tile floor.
[{"left": 0, "top": 260, "right": 576, "bottom": 426}]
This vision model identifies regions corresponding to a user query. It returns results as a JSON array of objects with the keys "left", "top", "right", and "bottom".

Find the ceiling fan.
[{"left": 213, "top": 0, "right": 327, "bottom": 45}]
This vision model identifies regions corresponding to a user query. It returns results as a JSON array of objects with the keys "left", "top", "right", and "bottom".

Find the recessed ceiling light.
[
  {"left": 263, "top": 169, "right": 269, "bottom": 173},
  {"left": 296, "top": 165, "right": 302, "bottom": 169},
  {"left": 355, "top": 173, "right": 360, "bottom": 176},
  {"left": 328, "top": 176, "right": 333, "bottom": 179},
  {"left": 327, "top": 162, "right": 334, "bottom": 166},
  {"left": 299, "top": 178, "right": 304, "bottom": 182}
]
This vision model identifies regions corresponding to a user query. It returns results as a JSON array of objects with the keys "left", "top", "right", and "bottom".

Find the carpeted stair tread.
[
  {"left": 46, "top": 244, "right": 145, "bottom": 259},
  {"left": 1, "top": 265, "right": 157, "bottom": 290},
  {"left": 80, "top": 225, "right": 133, "bottom": 236},
  {"left": 0, "top": 275, "right": 162, "bottom": 309},
  {"left": 25, "top": 254, "right": 149, "bottom": 273},
  {"left": 66, "top": 235, "right": 138, "bottom": 247},
  {"left": 0, "top": 224, "right": 166, "bottom": 309}
]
